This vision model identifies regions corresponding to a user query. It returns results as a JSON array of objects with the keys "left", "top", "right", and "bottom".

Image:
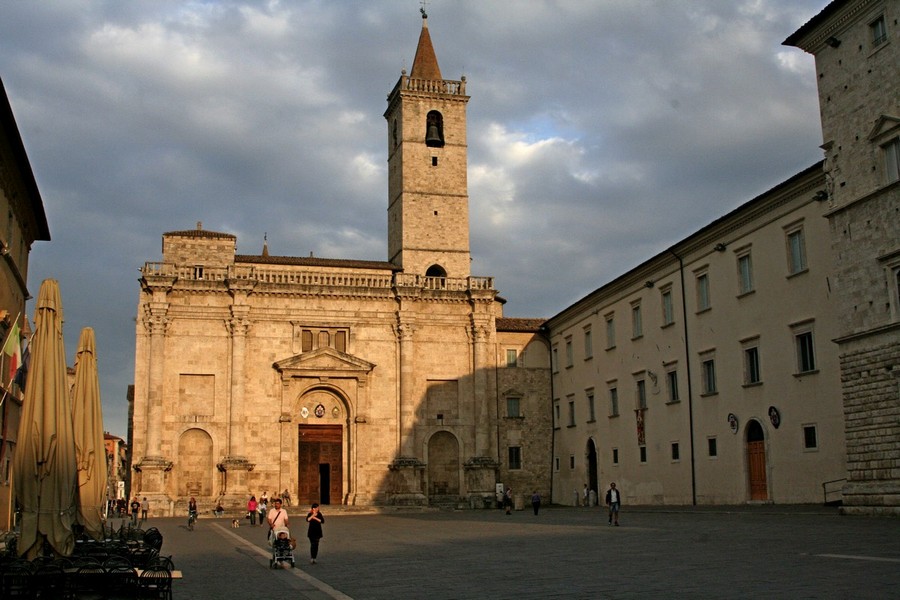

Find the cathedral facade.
[{"left": 130, "top": 16, "right": 551, "bottom": 514}]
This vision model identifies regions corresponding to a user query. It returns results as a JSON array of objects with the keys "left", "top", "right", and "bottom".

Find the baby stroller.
[{"left": 270, "top": 527, "right": 296, "bottom": 569}]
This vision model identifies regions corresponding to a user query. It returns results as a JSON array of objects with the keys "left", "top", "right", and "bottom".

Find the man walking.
[{"left": 605, "top": 482, "right": 621, "bottom": 526}]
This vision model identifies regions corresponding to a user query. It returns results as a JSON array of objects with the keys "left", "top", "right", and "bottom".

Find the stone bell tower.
[{"left": 384, "top": 10, "right": 471, "bottom": 278}]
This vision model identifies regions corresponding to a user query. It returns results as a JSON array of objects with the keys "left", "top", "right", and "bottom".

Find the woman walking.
[
  {"left": 247, "top": 495, "right": 258, "bottom": 526},
  {"left": 306, "top": 503, "right": 325, "bottom": 564}
]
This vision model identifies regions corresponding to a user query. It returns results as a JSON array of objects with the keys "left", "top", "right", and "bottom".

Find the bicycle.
[{"left": 188, "top": 510, "right": 197, "bottom": 531}]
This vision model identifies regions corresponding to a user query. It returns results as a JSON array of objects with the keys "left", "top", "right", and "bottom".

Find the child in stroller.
[{"left": 270, "top": 527, "right": 296, "bottom": 569}]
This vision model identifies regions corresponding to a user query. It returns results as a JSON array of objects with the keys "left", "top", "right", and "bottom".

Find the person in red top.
[{"left": 247, "top": 495, "right": 258, "bottom": 526}]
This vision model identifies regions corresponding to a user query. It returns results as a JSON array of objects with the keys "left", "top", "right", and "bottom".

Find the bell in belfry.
[{"left": 425, "top": 123, "right": 442, "bottom": 147}]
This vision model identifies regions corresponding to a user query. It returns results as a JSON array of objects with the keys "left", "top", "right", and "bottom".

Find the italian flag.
[{"left": 3, "top": 321, "right": 21, "bottom": 384}]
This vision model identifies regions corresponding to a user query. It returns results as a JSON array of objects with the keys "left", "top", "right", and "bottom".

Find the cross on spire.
[{"left": 420, "top": 0, "right": 428, "bottom": 19}]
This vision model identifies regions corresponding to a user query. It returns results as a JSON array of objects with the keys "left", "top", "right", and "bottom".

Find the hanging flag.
[
  {"left": 2, "top": 321, "right": 21, "bottom": 383},
  {"left": 14, "top": 343, "right": 30, "bottom": 391}
]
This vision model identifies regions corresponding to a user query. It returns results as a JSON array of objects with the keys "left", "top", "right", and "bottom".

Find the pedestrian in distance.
[
  {"left": 583, "top": 484, "right": 590, "bottom": 507},
  {"left": 504, "top": 488, "right": 513, "bottom": 515},
  {"left": 605, "top": 482, "right": 622, "bottom": 526},
  {"left": 130, "top": 497, "right": 140, "bottom": 525},
  {"left": 306, "top": 503, "right": 325, "bottom": 564},
  {"left": 531, "top": 490, "right": 541, "bottom": 515},
  {"left": 141, "top": 497, "right": 149, "bottom": 521}
]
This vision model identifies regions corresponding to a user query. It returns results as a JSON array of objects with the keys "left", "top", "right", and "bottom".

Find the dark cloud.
[{"left": 0, "top": 1, "right": 827, "bottom": 437}]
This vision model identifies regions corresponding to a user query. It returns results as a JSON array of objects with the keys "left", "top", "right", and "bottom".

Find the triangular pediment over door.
[{"left": 273, "top": 346, "right": 375, "bottom": 382}]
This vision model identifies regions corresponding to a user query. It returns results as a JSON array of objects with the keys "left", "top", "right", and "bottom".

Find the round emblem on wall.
[
  {"left": 768, "top": 406, "right": 781, "bottom": 429},
  {"left": 300, "top": 406, "right": 309, "bottom": 419},
  {"left": 332, "top": 406, "right": 340, "bottom": 418},
  {"left": 314, "top": 403, "right": 326, "bottom": 418},
  {"left": 727, "top": 413, "right": 739, "bottom": 434}
]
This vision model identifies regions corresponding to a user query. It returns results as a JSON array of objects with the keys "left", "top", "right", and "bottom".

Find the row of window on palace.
[
  {"left": 502, "top": 423, "right": 822, "bottom": 472},
  {"left": 546, "top": 227, "right": 812, "bottom": 372},
  {"left": 546, "top": 324, "right": 818, "bottom": 422}
]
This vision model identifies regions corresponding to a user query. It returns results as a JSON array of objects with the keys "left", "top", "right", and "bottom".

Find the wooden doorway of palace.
[
  {"left": 298, "top": 424, "right": 343, "bottom": 506},
  {"left": 746, "top": 420, "right": 768, "bottom": 501}
]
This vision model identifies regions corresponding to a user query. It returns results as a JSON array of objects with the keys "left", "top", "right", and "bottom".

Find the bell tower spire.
[{"left": 384, "top": 11, "right": 470, "bottom": 278}]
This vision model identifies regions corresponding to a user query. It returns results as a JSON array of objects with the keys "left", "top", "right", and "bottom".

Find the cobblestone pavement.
[{"left": 139, "top": 504, "right": 900, "bottom": 599}]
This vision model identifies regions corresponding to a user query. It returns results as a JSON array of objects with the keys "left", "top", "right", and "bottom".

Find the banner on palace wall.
[{"left": 635, "top": 408, "right": 646, "bottom": 445}]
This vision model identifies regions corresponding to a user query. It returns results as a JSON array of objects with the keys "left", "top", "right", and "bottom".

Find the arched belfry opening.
[
  {"left": 425, "top": 264, "right": 446, "bottom": 278},
  {"left": 425, "top": 110, "right": 444, "bottom": 147},
  {"left": 425, "top": 264, "right": 447, "bottom": 289}
]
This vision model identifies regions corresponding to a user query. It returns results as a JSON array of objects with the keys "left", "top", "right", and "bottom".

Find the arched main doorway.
[
  {"left": 586, "top": 438, "right": 599, "bottom": 503},
  {"left": 298, "top": 424, "right": 343, "bottom": 506},
  {"left": 746, "top": 420, "right": 768, "bottom": 501}
]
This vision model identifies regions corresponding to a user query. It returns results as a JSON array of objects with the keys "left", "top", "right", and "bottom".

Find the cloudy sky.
[{"left": 1, "top": 0, "right": 828, "bottom": 438}]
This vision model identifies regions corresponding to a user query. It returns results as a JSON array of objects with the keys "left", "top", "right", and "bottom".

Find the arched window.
[
  {"left": 425, "top": 264, "right": 446, "bottom": 290},
  {"left": 425, "top": 264, "right": 446, "bottom": 278},
  {"left": 425, "top": 111, "right": 444, "bottom": 147}
]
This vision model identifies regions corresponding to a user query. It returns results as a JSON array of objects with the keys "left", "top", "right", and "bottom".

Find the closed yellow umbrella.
[
  {"left": 72, "top": 327, "right": 106, "bottom": 541},
  {"left": 13, "top": 279, "right": 77, "bottom": 558}
]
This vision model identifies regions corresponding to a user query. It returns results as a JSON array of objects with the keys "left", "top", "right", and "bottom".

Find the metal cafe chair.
[{"left": 137, "top": 565, "right": 172, "bottom": 600}]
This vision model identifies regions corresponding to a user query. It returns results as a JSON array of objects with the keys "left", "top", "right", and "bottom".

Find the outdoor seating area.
[{"left": 0, "top": 524, "right": 177, "bottom": 599}]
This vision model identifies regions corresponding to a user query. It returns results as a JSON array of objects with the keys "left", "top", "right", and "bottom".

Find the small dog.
[{"left": 231, "top": 518, "right": 240, "bottom": 528}]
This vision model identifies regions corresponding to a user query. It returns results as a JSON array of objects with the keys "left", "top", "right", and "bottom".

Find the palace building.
[{"left": 130, "top": 14, "right": 551, "bottom": 513}]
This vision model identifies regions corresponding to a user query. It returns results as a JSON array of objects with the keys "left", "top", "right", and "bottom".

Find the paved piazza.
[{"left": 133, "top": 505, "right": 900, "bottom": 599}]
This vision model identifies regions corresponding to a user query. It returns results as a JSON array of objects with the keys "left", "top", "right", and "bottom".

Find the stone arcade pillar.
[
  {"left": 466, "top": 319, "right": 498, "bottom": 507},
  {"left": 218, "top": 300, "right": 254, "bottom": 500},
  {"left": 389, "top": 319, "right": 426, "bottom": 505},
  {"left": 135, "top": 293, "right": 174, "bottom": 512}
]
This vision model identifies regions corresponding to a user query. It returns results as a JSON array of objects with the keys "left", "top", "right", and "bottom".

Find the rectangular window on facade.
[
  {"left": 552, "top": 347, "right": 559, "bottom": 373},
  {"left": 553, "top": 401, "right": 560, "bottom": 428},
  {"left": 666, "top": 369, "right": 679, "bottom": 403},
  {"left": 795, "top": 330, "right": 816, "bottom": 373},
  {"left": 737, "top": 252, "right": 754, "bottom": 295},
  {"left": 569, "top": 455, "right": 575, "bottom": 469},
  {"left": 639, "top": 446, "right": 647, "bottom": 463},
  {"left": 506, "top": 397, "right": 521, "bottom": 418},
  {"left": 671, "top": 442, "right": 680, "bottom": 461},
  {"left": 609, "top": 386, "right": 619, "bottom": 417},
  {"left": 584, "top": 327, "right": 593, "bottom": 359},
  {"left": 587, "top": 390, "right": 596, "bottom": 422},
  {"left": 701, "top": 357, "right": 717, "bottom": 395},
  {"left": 636, "top": 379, "right": 647, "bottom": 409},
  {"left": 301, "top": 330, "right": 313, "bottom": 352},
  {"left": 696, "top": 271, "right": 711, "bottom": 311},
  {"left": 612, "top": 448, "right": 619, "bottom": 465},
  {"left": 884, "top": 137, "right": 900, "bottom": 184},
  {"left": 567, "top": 398, "right": 575, "bottom": 427},
  {"left": 803, "top": 425, "right": 818, "bottom": 450},
  {"left": 661, "top": 288, "right": 675, "bottom": 326},
  {"left": 565, "top": 337, "right": 573, "bottom": 368},
  {"left": 871, "top": 14, "right": 887, "bottom": 46},
  {"left": 786, "top": 227, "right": 808, "bottom": 275},
  {"left": 508, "top": 446, "right": 522, "bottom": 470},
  {"left": 506, "top": 349, "right": 517, "bottom": 367},
  {"left": 708, "top": 437, "right": 718, "bottom": 457},
  {"left": 744, "top": 346, "right": 761, "bottom": 385},
  {"left": 335, "top": 330, "right": 347, "bottom": 353},
  {"left": 555, "top": 457, "right": 560, "bottom": 471},
  {"left": 605, "top": 314, "right": 616, "bottom": 349},
  {"left": 631, "top": 302, "right": 643, "bottom": 338}
]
